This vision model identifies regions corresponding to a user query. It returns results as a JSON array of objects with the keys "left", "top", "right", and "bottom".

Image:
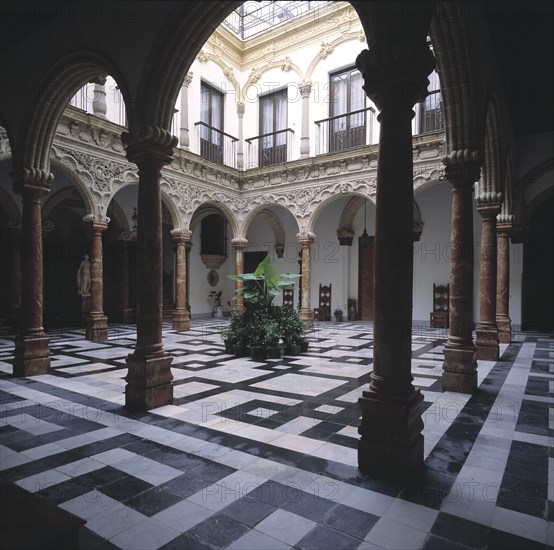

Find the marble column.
[
  {"left": 475, "top": 197, "right": 502, "bottom": 360},
  {"left": 442, "top": 159, "right": 481, "bottom": 393},
  {"left": 232, "top": 238, "right": 247, "bottom": 315},
  {"left": 122, "top": 127, "right": 176, "bottom": 410},
  {"left": 299, "top": 82, "right": 312, "bottom": 159},
  {"left": 8, "top": 227, "right": 22, "bottom": 326},
  {"left": 298, "top": 233, "right": 315, "bottom": 323},
  {"left": 84, "top": 216, "right": 109, "bottom": 342},
  {"left": 496, "top": 217, "right": 513, "bottom": 343},
  {"left": 171, "top": 229, "right": 191, "bottom": 331},
  {"left": 13, "top": 170, "right": 52, "bottom": 376},
  {"left": 179, "top": 73, "right": 193, "bottom": 150},
  {"left": 356, "top": 41, "right": 435, "bottom": 480},
  {"left": 237, "top": 102, "right": 245, "bottom": 170},
  {"left": 185, "top": 238, "right": 192, "bottom": 313},
  {"left": 118, "top": 237, "right": 133, "bottom": 323}
]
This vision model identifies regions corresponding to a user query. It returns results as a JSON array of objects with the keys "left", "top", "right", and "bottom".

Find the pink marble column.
[
  {"left": 13, "top": 171, "right": 52, "bottom": 376},
  {"left": 356, "top": 39, "right": 435, "bottom": 480},
  {"left": 297, "top": 232, "right": 315, "bottom": 323},
  {"left": 85, "top": 217, "right": 108, "bottom": 342},
  {"left": 232, "top": 238, "right": 247, "bottom": 315},
  {"left": 122, "top": 127, "right": 176, "bottom": 410},
  {"left": 171, "top": 229, "right": 191, "bottom": 331},
  {"left": 496, "top": 218, "right": 513, "bottom": 343},
  {"left": 475, "top": 198, "right": 502, "bottom": 360},
  {"left": 442, "top": 160, "right": 481, "bottom": 393}
]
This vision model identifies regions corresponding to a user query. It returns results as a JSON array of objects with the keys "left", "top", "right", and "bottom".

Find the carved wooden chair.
[
  {"left": 430, "top": 283, "right": 449, "bottom": 328},
  {"left": 314, "top": 284, "right": 332, "bottom": 321}
]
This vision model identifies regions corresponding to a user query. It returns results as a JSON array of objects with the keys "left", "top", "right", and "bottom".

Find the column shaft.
[
  {"left": 119, "top": 240, "right": 133, "bottom": 323},
  {"left": 86, "top": 220, "right": 108, "bottom": 341},
  {"left": 232, "top": 238, "right": 247, "bottom": 315},
  {"left": 442, "top": 163, "right": 480, "bottom": 392},
  {"left": 299, "top": 84, "right": 311, "bottom": 158},
  {"left": 475, "top": 202, "right": 501, "bottom": 359},
  {"left": 172, "top": 231, "right": 191, "bottom": 331},
  {"left": 496, "top": 222, "right": 512, "bottom": 343},
  {"left": 14, "top": 183, "right": 50, "bottom": 376},
  {"left": 123, "top": 131, "right": 175, "bottom": 411},
  {"left": 298, "top": 234, "right": 314, "bottom": 322}
]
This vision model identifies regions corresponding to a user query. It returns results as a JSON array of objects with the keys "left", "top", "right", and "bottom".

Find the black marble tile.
[
  {"left": 35, "top": 477, "right": 94, "bottom": 505},
  {"left": 486, "top": 528, "right": 548, "bottom": 550},
  {"left": 430, "top": 512, "right": 490, "bottom": 549},
  {"left": 82, "top": 466, "right": 129, "bottom": 488},
  {"left": 422, "top": 535, "right": 473, "bottom": 550},
  {"left": 322, "top": 503, "right": 378, "bottom": 539},
  {"left": 98, "top": 475, "right": 153, "bottom": 502},
  {"left": 158, "top": 473, "right": 208, "bottom": 499},
  {"left": 281, "top": 490, "right": 337, "bottom": 522},
  {"left": 182, "top": 513, "right": 249, "bottom": 548},
  {"left": 159, "top": 533, "right": 212, "bottom": 550},
  {"left": 243, "top": 480, "right": 295, "bottom": 508},
  {"left": 188, "top": 460, "right": 236, "bottom": 483},
  {"left": 296, "top": 524, "right": 361, "bottom": 550},
  {"left": 125, "top": 486, "right": 182, "bottom": 516},
  {"left": 220, "top": 494, "right": 277, "bottom": 527}
]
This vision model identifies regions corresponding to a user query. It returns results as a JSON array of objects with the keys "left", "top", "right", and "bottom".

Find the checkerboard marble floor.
[{"left": 1, "top": 320, "right": 552, "bottom": 550}]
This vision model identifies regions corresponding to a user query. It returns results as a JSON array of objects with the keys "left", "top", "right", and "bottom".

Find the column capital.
[
  {"left": 297, "top": 232, "right": 315, "bottom": 247},
  {"left": 299, "top": 82, "right": 312, "bottom": 97},
  {"left": 496, "top": 216, "right": 514, "bottom": 237},
  {"left": 356, "top": 43, "right": 435, "bottom": 111},
  {"left": 236, "top": 102, "right": 245, "bottom": 117},
  {"left": 121, "top": 125, "right": 177, "bottom": 167},
  {"left": 231, "top": 237, "right": 248, "bottom": 251},
  {"left": 337, "top": 228, "right": 354, "bottom": 246},
  {"left": 170, "top": 228, "right": 192, "bottom": 244},
  {"left": 182, "top": 72, "right": 193, "bottom": 87},
  {"left": 476, "top": 191, "right": 502, "bottom": 218},
  {"left": 12, "top": 167, "right": 53, "bottom": 197},
  {"left": 442, "top": 154, "right": 482, "bottom": 189},
  {"left": 83, "top": 214, "right": 109, "bottom": 231}
]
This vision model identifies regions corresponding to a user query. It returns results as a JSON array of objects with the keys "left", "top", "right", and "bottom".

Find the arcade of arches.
[{"left": 0, "top": 3, "right": 552, "bottom": 545}]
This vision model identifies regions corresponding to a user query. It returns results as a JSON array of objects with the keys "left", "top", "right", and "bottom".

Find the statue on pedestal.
[{"left": 77, "top": 254, "right": 91, "bottom": 297}]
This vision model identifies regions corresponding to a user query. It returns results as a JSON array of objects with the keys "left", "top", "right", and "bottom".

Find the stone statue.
[{"left": 77, "top": 254, "right": 91, "bottom": 296}]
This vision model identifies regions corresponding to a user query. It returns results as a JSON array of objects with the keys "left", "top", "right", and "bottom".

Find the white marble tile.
[{"left": 254, "top": 509, "right": 316, "bottom": 545}]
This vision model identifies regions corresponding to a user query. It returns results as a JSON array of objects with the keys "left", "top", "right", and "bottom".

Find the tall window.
[
  {"left": 200, "top": 82, "right": 224, "bottom": 163},
  {"left": 419, "top": 70, "right": 443, "bottom": 133},
  {"left": 259, "top": 89, "right": 288, "bottom": 166},
  {"left": 329, "top": 67, "right": 366, "bottom": 152}
]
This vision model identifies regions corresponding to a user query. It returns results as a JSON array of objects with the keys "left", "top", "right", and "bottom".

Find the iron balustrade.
[
  {"left": 315, "top": 107, "right": 375, "bottom": 155},
  {"left": 245, "top": 128, "right": 295, "bottom": 168},
  {"left": 194, "top": 121, "right": 239, "bottom": 168}
]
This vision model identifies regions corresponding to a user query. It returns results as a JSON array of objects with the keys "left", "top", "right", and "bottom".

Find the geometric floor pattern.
[{"left": 1, "top": 320, "right": 552, "bottom": 549}]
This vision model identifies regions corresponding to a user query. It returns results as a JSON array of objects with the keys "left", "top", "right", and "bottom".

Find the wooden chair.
[
  {"left": 430, "top": 283, "right": 449, "bottom": 328},
  {"left": 283, "top": 288, "right": 294, "bottom": 308},
  {"left": 314, "top": 284, "right": 331, "bottom": 321}
]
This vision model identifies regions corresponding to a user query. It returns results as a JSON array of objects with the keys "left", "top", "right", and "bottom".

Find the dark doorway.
[{"left": 358, "top": 234, "right": 374, "bottom": 321}]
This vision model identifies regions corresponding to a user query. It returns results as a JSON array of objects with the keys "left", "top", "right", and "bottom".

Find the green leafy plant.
[{"left": 229, "top": 255, "right": 299, "bottom": 307}]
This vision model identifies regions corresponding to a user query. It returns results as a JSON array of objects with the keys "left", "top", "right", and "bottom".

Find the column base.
[
  {"left": 13, "top": 331, "right": 50, "bottom": 376},
  {"left": 358, "top": 389, "right": 424, "bottom": 481},
  {"left": 125, "top": 353, "right": 174, "bottom": 411},
  {"left": 496, "top": 315, "right": 511, "bottom": 344},
  {"left": 442, "top": 341, "right": 477, "bottom": 393},
  {"left": 475, "top": 324, "right": 499, "bottom": 360},
  {"left": 81, "top": 295, "right": 91, "bottom": 325},
  {"left": 86, "top": 313, "right": 108, "bottom": 342},
  {"left": 299, "top": 308, "right": 314, "bottom": 323},
  {"left": 172, "top": 309, "right": 190, "bottom": 332}
]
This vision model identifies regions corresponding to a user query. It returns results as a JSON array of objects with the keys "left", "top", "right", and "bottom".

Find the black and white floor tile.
[{"left": 0, "top": 320, "right": 552, "bottom": 550}]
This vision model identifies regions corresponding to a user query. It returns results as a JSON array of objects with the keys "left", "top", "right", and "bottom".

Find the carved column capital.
[
  {"left": 12, "top": 167, "right": 53, "bottom": 197},
  {"left": 356, "top": 43, "right": 435, "bottom": 111},
  {"left": 297, "top": 232, "right": 315, "bottom": 247},
  {"left": 442, "top": 154, "right": 482, "bottom": 189},
  {"left": 236, "top": 102, "right": 245, "bottom": 117},
  {"left": 170, "top": 228, "right": 192, "bottom": 245},
  {"left": 121, "top": 125, "right": 177, "bottom": 167},
  {"left": 231, "top": 237, "right": 248, "bottom": 251},
  {"left": 337, "top": 228, "right": 354, "bottom": 246},
  {"left": 83, "top": 214, "right": 109, "bottom": 232},
  {"left": 496, "top": 217, "right": 513, "bottom": 237},
  {"left": 299, "top": 82, "right": 312, "bottom": 98},
  {"left": 182, "top": 72, "right": 193, "bottom": 87},
  {"left": 476, "top": 198, "right": 502, "bottom": 219}
]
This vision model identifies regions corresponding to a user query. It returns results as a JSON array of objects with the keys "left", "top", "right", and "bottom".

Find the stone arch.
[
  {"left": 192, "top": 54, "right": 242, "bottom": 103},
  {"left": 14, "top": 51, "right": 132, "bottom": 174},
  {"left": 242, "top": 61, "right": 304, "bottom": 103},
  {"left": 478, "top": 94, "right": 502, "bottom": 198},
  {"left": 242, "top": 206, "right": 289, "bottom": 249},
  {"left": 499, "top": 149, "right": 514, "bottom": 220},
  {"left": 135, "top": 2, "right": 242, "bottom": 132},
  {"left": 160, "top": 191, "right": 181, "bottom": 230},
  {"left": 190, "top": 202, "right": 240, "bottom": 238},
  {"left": 49, "top": 157, "right": 96, "bottom": 218}
]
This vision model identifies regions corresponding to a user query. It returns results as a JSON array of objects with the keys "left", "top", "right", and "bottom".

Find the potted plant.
[
  {"left": 334, "top": 308, "right": 343, "bottom": 322},
  {"left": 249, "top": 310, "right": 269, "bottom": 361},
  {"left": 265, "top": 320, "right": 281, "bottom": 359},
  {"left": 279, "top": 305, "right": 304, "bottom": 355},
  {"left": 347, "top": 297, "right": 358, "bottom": 321}
]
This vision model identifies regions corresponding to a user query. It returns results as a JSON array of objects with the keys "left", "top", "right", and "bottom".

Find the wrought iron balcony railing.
[
  {"left": 315, "top": 107, "right": 375, "bottom": 155},
  {"left": 245, "top": 128, "right": 295, "bottom": 168},
  {"left": 194, "top": 122, "right": 239, "bottom": 168}
]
